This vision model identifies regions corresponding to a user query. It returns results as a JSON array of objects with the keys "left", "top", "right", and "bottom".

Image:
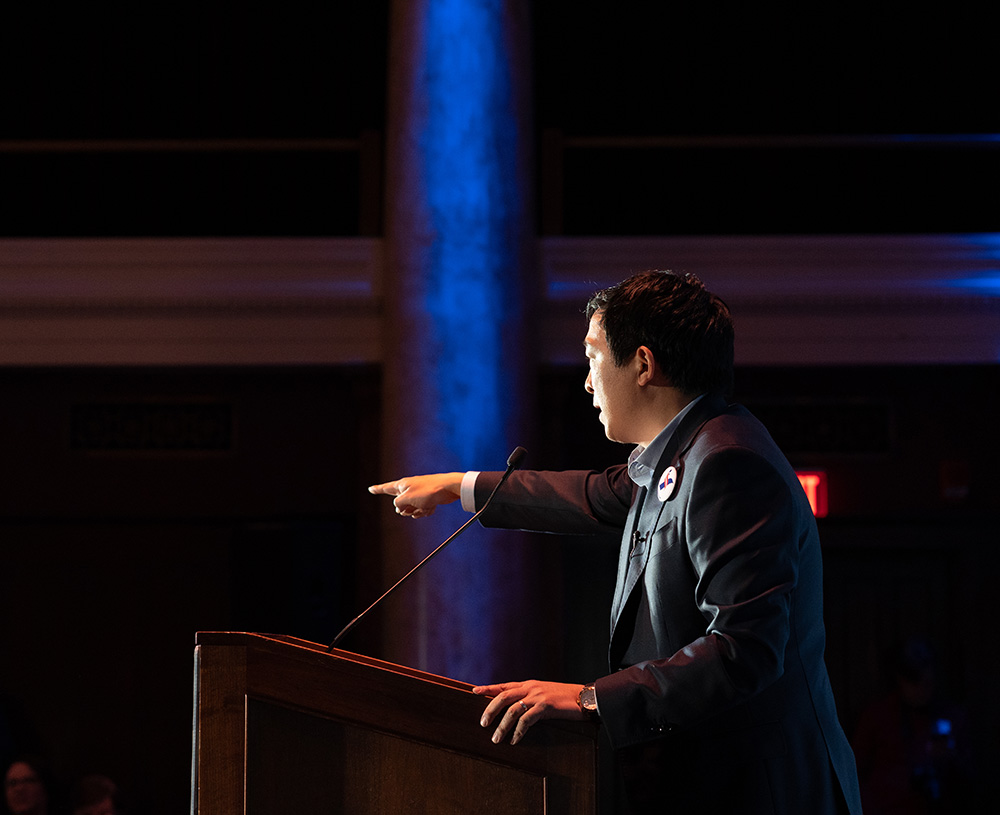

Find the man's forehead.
[{"left": 584, "top": 322, "right": 606, "bottom": 350}]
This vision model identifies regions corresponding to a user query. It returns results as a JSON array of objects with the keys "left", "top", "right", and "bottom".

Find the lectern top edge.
[{"left": 194, "top": 630, "right": 474, "bottom": 693}]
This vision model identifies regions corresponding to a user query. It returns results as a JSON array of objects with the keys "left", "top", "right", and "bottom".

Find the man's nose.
[{"left": 584, "top": 371, "right": 594, "bottom": 394}]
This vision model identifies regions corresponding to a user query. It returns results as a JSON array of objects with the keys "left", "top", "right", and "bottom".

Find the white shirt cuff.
[{"left": 460, "top": 471, "right": 480, "bottom": 513}]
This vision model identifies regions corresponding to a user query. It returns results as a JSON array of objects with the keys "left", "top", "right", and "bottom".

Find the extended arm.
[
  {"left": 475, "top": 467, "right": 635, "bottom": 534},
  {"left": 370, "top": 466, "right": 636, "bottom": 531}
]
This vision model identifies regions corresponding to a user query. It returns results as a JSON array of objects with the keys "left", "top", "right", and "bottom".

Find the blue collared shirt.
[{"left": 626, "top": 394, "right": 705, "bottom": 490}]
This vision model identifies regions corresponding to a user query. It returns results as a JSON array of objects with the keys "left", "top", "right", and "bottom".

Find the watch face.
[{"left": 581, "top": 685, "right": 598, "bottom": 711}]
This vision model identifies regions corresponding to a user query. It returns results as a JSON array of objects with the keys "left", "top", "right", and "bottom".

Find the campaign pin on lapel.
[{"left": 657, "top": 466, "right": 678, "bottom": 501}]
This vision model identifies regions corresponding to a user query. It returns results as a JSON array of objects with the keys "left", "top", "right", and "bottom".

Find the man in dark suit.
[{"left": 370, "top": 271, "right": 863, "bottom": 814}]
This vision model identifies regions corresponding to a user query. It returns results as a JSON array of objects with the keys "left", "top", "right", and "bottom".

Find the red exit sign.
[{"left": 796, "top": 471, "right": 828, "bottom": 518}]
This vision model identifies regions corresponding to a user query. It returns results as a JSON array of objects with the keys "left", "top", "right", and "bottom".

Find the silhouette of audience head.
[
  {"left": 70, "top": 775, "right": 121, "bottom": 815},
  {"left": 4, "top": 757, "right": 49, "bottom": 815},
  {"left": 892, "top": 635, "right": 937, "bottom": 708}
]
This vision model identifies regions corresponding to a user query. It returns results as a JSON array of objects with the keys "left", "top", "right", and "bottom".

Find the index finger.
[{"left": 368, "top": 481, "right": 402, "bottom": 496}]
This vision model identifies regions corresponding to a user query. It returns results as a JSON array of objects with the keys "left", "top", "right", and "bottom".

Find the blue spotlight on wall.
[
  {"left": 384, "top": 0, "right": 532, "bottom": 679},
  {"left": 420, "top": 0, "right": 524, "bottom": 465}
]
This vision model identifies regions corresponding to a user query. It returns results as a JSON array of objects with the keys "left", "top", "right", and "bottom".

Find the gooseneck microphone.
[{"left": 328, "top": 446, "right": 527, "bottom": 652}]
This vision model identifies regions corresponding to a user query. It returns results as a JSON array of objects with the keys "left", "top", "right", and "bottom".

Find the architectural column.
[{"left": 379, "top": 0, "right": 539, "bottom": 681}]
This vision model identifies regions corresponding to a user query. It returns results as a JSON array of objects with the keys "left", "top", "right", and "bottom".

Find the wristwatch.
[{"left": 577, "top": 684, "right": 599, "bottom": 720}]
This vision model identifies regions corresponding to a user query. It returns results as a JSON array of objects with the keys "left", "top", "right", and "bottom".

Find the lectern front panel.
[{"left": 247, "top": 699, "right": 545, "bottom": 814}]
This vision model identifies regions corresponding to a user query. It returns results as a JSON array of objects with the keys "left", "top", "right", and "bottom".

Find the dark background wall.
[
  {"left": 2, "top": 4, "right": 996, "bottom": 238},
  {"left": 1, "top": 3, "right": 997, "bottom": 814},
  {"left": 0, "top": 367, "right": 382, "bottom": 813}
]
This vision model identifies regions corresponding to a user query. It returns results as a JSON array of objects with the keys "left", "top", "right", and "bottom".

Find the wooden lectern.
[{"left": 191, "top": 632, "right": 600, "bottom": 814}]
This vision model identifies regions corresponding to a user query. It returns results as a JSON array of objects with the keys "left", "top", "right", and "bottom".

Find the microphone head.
[{"left": 507, "top": 446, "right": 527, "bottom": 469}]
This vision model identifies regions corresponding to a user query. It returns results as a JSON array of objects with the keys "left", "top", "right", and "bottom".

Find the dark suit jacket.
[{"left": 476, "top": 394, "right": 863, "bottom": 814}]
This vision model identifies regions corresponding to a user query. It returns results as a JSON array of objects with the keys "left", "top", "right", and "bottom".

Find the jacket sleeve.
[
  {"left": 475, "top": 466, "right": 635, "bottom": 535},
  {"left": 595, "top": 443, "right": 804, "bottom": 748}
]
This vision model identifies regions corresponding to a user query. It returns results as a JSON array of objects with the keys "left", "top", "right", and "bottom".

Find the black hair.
[{"left": 585, "top": 270, "right": 734, "bottom": 396}]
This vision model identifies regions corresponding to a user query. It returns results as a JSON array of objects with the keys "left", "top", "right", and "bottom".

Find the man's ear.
[{"left": 635, "top": 345, "right": 657, "bottom": 386}]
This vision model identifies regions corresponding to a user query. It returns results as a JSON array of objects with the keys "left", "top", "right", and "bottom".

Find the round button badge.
[{"left": 657, "top": 466, "right": 678, "bottom": 501}]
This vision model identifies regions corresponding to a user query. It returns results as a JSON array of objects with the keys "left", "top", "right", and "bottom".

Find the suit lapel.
[
  {"left": 607, "top": 394, "right": 731, "bottom": 665},
  {"left": 609, "top": 486, "right": 646, "bottom": 631}
]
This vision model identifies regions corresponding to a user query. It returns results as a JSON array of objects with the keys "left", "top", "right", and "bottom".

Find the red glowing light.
[{"left": 796, "top": 471, "right": 828, "bottom": 518}]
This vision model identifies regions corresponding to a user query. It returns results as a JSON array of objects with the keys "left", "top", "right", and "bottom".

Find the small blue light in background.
[{"left": 933, "top": 718, "right": 953, "bottom": 737}]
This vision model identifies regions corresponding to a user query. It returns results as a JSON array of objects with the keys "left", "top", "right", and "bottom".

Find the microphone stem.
[{"left": 328, "top": 460, "right": 518, "bottom": 652}]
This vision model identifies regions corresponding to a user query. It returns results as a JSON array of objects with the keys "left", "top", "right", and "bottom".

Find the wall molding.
[
  {"left": 1, "top": 235, "right": 996, "bottom": 365},
  {"left": 0, "top": 238, "right": 382, "bottom": 365},
  {"left": 539, "top": 235, "right": 1000, "bottom": 365}
]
